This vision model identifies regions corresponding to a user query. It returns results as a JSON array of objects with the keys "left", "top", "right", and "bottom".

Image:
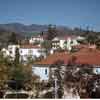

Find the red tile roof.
[
  {"left": 35, "top": 52, "right": 70, "bottom": 65},
  {"left": 34, "top": 47, "right": 100, "bottom": 66},
  {"left": 72, "top": 48, "right": 100, "bottom": 65}
]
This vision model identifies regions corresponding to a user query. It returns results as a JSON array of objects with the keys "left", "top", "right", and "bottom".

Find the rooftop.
[
  {"left": 35, "top": 52, "right": 70, "bottom": 65},
  {"left": 71, "top": 48, "right": 100, "bottom": 65},
  {"left": 35, "top": 47, "right": 100, "bottom": 66}
]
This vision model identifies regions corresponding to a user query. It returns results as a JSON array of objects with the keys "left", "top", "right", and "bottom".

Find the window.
[
  {"left": 45, "top": 69, "right": 47, "bottom": 75},
  {"left": 9, "top": 51, "right": 12, "bottom": 54},
  {"left": 28, "top": 49, "right": 33, "bottom": 54},
  {"left": 20, "top": 50, "right": 22, "bottom": 54}
]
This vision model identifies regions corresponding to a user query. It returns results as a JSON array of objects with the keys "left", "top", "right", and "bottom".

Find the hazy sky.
[{"left": 0, "top": 0, "right": 100, "bottom": 31}]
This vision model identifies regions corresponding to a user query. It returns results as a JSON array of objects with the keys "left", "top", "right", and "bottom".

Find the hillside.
[{"left": 0, "top": 23, "right": 100, "bottom": 48}]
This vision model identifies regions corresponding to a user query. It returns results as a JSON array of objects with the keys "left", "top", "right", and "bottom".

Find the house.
[
  {"left": 52, "top": 35, "right": 79, "bottom": 51},
  {"left": 32, "top": 46, "right": 100, "bottom": 81},
  {"left": 76, "top": 36, "right": 85, "bottom": 41},
  {"left": 1, "top": 44, "right": 46, "bottom": 62},
  {"left": 32, "top": 52, "right": 70, "bottom": 81},
  {"left": 32, "top": 64, "right": 49, "bottom": 81},
  {"left": 7, "top": 45, "right": 20, "bottom": 59},
  {"left": 1, "top": 48, "right": 10, "bottom": 57},
  {"left": 29, "top": 35, "right": 44, "bottom": 44},
  {"left": 19, "top": 45, "right": 46, "bottom": 62},
  {"left": 1, "top": 45, "right": 20, "bottom": 60},
  {"left": 71, "top": 47, "right": 100, "bottom": 75}
]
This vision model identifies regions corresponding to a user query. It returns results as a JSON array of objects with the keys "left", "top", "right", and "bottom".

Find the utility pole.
[{"left": 54, "top": 78, "right": 58, "bottom": 98}]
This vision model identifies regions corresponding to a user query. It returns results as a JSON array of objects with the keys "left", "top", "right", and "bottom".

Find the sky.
[{"left": 0, "top": 0, "right": 100, "bottom": 31}]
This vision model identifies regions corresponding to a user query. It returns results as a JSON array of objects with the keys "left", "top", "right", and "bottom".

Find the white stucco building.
[
  {"left": 32, "top": 65, "right": 49, "bottom": 81},
  {"left": 1, "top": 44, "right": 46, "bottom": 62},
  {"left": 1, "top": 48, "right": 10, "bottom": 57},
  {"left": 29, "top": 35, "right": 44, "bottom": 44},
  {"left": 52, "top": 35, "right": 79, "bottom": 51},
  {"left": 93, "top": 67, "right": 100, "bottom": 75},
  {"left": 7, "top": 45, "right": 20, "bottom": 59},
  {"left": 19, "top": 45, "right": 46, "bottom": 61}
]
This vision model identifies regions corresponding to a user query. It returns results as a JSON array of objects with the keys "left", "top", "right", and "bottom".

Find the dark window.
[
  {"left": 9, "top": 51, "right": 12, "bottom": 54},
  {"left": 45, "top": 69, "right": 47, "bottom": 75}
]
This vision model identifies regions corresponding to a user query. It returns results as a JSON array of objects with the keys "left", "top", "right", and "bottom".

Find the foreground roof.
[
  {"left": 35, "top": 52, "right": 70, "bottom": 65},
  {"left": 34, "top": 47, "right": 100, "bottom": 66},
  {"left": 72, "top": 48, "right": 100, "bottom": 65}
]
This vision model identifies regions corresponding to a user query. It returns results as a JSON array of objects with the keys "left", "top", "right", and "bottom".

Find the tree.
[
  {"left": 41, "top": 40, "right": 52, "bottom": 55},
  {"left": 86, "top": 33, "right": 98, "bottom": 45},
  {"left": 10, "top": 47, "right": 33, "bottom": 90},
  {"left": 8, "top": 32, "right": 18, "bottom": 44},
  {"left": 47, "top": 24, "right": 57, "bottom": 40},
  {"left": 0, "top": 52, "right": 12, "bottom": 97}
]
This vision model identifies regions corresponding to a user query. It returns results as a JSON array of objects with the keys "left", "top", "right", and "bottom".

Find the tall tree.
[
  {"left": 41, "top": 40, "right": 52, "bottom": 55},
  {"left": 10, "top": 47, "right": 34, "bottom": 90},
  {"left": 47, "top": 24, "right": 57, "bottom": 40},
  {"left": 8, "top": 32, "right": 18, "bottom": 44}
]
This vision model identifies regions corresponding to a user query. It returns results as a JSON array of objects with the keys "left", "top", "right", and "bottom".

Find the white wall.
[
  {"left": 60, "top": 39, "right": 65, "bottom": 49},
  {"left": 29, "top": 36, "right": 44, "bottom": 44},
  {"left": 8, "top": 45, "right": 20, "bottom": 59},
  {"left": 32, "top": 66, "right": 49, "bottom": 81},
  {"left": 93, "top": 67, "right": 100, "bottom": 74},
  {"left": 19, "top": 48, "right": 46, "bottom": 61}
]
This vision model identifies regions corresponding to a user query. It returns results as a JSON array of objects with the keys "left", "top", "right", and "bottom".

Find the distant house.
[
  {"left": 1, "top": 48, "right": 10, "bottom": 57},
  {"left": 29, "top": 35, "right": 44, "bottom": 44},
  {"left": 1, "top": 44, "right": 46, "bottom": 62},
  {"left": 19, "top": 45, "right": 46, "bottom": 62},
  {"left": 7, "top": 45, "right": 20, "bottom": 59},
  {"left": 71, "top": 47, "right": 100, "bottom": 75},
  {"left": 52, "top": 35, "right": 79, "bottom": 51}
]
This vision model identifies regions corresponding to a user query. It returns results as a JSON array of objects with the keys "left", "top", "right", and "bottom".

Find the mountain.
[
  {"left": 0, "top": 23, "right": 77, "bottom": 37},
  {"left": 0, "top": 23, "right": 100, "bottom": 49},
  {"left": 0, "top": 23, "right": 48, "bottom": 33},
  {"left": 0, "top": 22, "right": 99, "bottom": 38}
]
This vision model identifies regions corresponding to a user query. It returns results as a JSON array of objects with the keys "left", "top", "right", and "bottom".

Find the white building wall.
[
  {"left": 60, "top": 40, "right": 65, "bottom": 49},
  {"left": 1, "top": 48, "right": 10, "bottom": 57},
  {"left": 29, "top": 36, "right": 44, "bottom": 44},
  {"left": 8, "top": 45, "right": 20, "bottom": 59},
  {"left": 32, "top": 67, "right": 49, "bottom": 80},
  {"left": 19, "top": 48, "right": 46, "bottom": 61},
  {"left": 93, "top": 67, "right": 100, "bottom": 74}
]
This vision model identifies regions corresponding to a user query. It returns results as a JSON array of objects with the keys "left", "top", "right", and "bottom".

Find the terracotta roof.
[
  {"left": 35, "top": 52, "right": 70, "bottom": 65},
  {"left": 20, "top": 45, "right": 43, "bottom": 49},
  {"left": 72, "top": 48, "right": 100, "bottom": 65},
  {"left": 34, "top": 47, "right": 100, "bottom": 66}
]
